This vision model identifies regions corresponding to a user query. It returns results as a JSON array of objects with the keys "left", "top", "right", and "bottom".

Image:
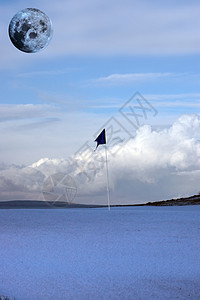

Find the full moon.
[{"left": 8, "top": 8, "right": 53, "bottom": 53}]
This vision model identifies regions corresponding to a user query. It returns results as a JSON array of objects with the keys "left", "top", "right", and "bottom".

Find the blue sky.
[{"left": 0, "top": 0, "right": 200, "bottom": 203}]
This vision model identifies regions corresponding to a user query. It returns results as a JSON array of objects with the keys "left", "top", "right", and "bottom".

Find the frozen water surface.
[{"left": 0, "top": 206, "right": 200, "bottom": 299}]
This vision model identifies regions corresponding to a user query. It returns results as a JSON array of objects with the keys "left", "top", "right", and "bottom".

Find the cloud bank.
[{"left": 0, "top": 114, "right": 200, "bottom": 204}]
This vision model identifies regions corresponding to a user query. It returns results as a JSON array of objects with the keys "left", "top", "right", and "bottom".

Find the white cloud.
[
  {"left": 91, "top": 73, "right": 183, "bottom": 85},
  {"left": 0, "top": 104, "right": 59, "bottom": 122},
  {"left": 0, "top": 165, "right": 45, "bottom": 201},
  {"left": 88, "top": 93, "right": 200, "bottom": 110},
  {"left": 0, "top": 114, "right": 200, "bottom": 204}
]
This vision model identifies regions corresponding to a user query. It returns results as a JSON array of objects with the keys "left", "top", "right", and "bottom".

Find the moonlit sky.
[{"left": 0, "top": 0, "right": 200, "bottom": 204}]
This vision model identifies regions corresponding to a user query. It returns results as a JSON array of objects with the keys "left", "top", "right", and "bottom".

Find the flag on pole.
[
  {"left": 94, "top": 129, "right": 106, "bottom": 149},
  {"left": 94, "top": 128, "right": 110, "bottom": 210}
]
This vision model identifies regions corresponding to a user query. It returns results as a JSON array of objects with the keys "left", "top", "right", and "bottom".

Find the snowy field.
[{"left": 0, "top": 206, "right": 200, "bottom": 300}]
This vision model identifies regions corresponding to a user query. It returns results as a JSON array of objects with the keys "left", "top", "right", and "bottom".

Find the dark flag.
[{"left": 95, "top": 129, "right": 106, "bottom": 149}]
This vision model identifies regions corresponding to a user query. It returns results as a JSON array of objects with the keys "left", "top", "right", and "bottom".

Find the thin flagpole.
[{"left": 105, "top": 145, "right": 110, "bottom": 211}]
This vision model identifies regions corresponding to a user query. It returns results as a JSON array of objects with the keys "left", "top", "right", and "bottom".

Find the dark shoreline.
[
  {"left": 0, "top": 200, "right": 106, "bottom": 209},
  {"left": 0, "top": 194, "right": 200, "bottom": 209},
  {"left": 113, "top": 194, "right": 200, "bottom": 207}
]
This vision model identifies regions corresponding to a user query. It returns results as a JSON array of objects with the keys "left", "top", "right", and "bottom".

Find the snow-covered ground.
[{"left": 0, "top": 206, "right": 200, "bottom": 300}]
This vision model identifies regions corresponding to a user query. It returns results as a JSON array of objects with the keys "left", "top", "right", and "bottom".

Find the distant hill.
[
  {"left": 0, "top": 200, "right": 105, "bottom": 209},
  {"left": 145, "top": 194, "right": 200, "bottom": 206},
  {"left": 112, "top": 194, "right": 200, "bottom": 207}
]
